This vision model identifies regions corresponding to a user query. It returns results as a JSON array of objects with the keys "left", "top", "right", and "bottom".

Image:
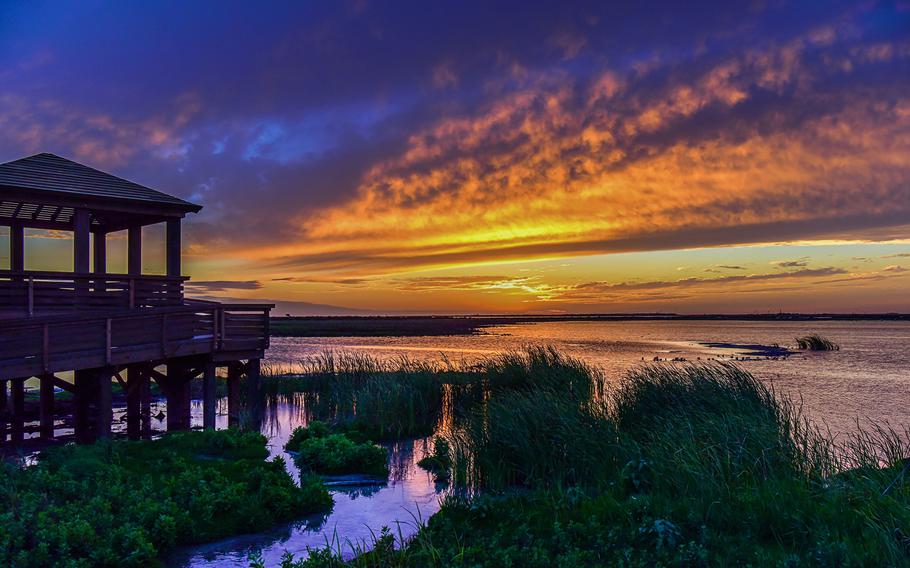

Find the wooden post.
[
  {"left": 97, "top": 368, "right": 112, "bottom": 438},
  {"left": 10, "top": 226, "right": 24, "bottom": 307},
  {"left": 203, "top": 361, "right": 216, "bottom": 431},
  {"left": 247, "top": 359, "right": 262, "bottom": 391},
  {"left": 93, "top": 231, "right": 107, "bottom": 273},
  {"left": 10, "top": 378, "right": 24, "bottom": 443},
  {"left": 165, "top": 362, "right": 192, "bottom": 431},
  {"left": 227, "top": 362, "right": 241, "bottom": 429},
  {"left": 245, "top": 359, "right": 262, "bottom": 432},
  {"left": 140, "top": 368, "right": 152, "bottom": 439},
  {"left": 74, "top": 209, "right": 91, "bottom": 306},
  {"left": 39, "top": 373, "right": 54, "bottom": 439},
  {"left": 166, "top": 218, "right": 181, "bottom": 277},
  {"left": 0, "top": 380, "right": 7, "bottom": 443},
  {"left": 74, "top": 369, "right": 96, "bottom": 444},
  {"left": 73, "top": 209, "right": 91, "bottom": 273},
  {"left": 10, "top": 225, "right": 24, "bottom": 271},
  {"left": 128, "top": 225, "right": 142, "bottom": 276},
  {"left": 126, "top": 366, "right": 141, "bottom": 440}
]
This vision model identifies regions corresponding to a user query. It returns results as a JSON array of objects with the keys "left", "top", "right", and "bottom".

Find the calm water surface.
[{"left": 173, "top": 320, "right": 910, "bottom": 566}]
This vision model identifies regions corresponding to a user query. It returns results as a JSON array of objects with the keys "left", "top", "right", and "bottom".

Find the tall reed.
[{"left": 795, "top": 334, "right": 840, "bottom": 350}]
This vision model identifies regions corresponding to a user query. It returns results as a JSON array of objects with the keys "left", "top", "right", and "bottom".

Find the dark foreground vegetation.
[
  {"left": 263, "top": 348, "right": 910, "bottom": 567},
  {"left": 0, "top": 430, "right": 332, "bottom": 567}
]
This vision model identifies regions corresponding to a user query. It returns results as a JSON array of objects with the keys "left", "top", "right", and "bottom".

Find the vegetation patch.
[
  {"left": 416, "top": 437, "right": 452, "bottom": 481},
  {"left": 0, "top": 429, "right": 332, "bottom": 567},
  {"left": 795, "top": 334, "right": 840, "bottom": 350},
  {"left": 287, "top": 421, "right": 389, "bottom": 477},
  {"left": 264, "top": 353, "right": 451, "bottom": 441}
]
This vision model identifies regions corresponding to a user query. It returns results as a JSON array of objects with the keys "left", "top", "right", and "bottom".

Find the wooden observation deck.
[{"left": 0, "top": 153, "right": 272, "bottom": 445}]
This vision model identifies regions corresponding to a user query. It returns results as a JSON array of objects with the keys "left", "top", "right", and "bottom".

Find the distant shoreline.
[{"left": 269, "top": 313, "right": 910, "bottom": 337}]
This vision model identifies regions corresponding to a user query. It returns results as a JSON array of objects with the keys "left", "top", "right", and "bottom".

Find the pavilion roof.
[
  {"left": 0, "top": 153, "right": 200, "bottom": 212},
  {"left": 0, "top": 153, "right": 201, "bottom": 231}
]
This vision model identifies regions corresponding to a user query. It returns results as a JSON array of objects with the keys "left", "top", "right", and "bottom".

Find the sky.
[{"left": 1, "top": 0, "right": 909, "bottom": 314}]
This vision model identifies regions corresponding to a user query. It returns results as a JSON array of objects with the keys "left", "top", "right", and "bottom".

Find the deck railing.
[
  {"left": 0, "top": 270, "right": 186, "bottom": 314},
  {"left": 0, "top": 301, "right": 272, "bottom": 377}
]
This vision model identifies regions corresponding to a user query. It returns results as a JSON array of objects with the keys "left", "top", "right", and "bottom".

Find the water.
[
  {"left": 267, "top": 320, "right": 910, "bottom": 435},
  {"left": 174, "top": 319, "right": 910, "bottom": 566}
]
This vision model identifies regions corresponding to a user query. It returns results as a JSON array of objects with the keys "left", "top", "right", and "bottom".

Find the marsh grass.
[
  {"left": 795, "top": 333, "right": 841, "bottom": 350},
  {"left": 263, "top": 353, "right": 454, "bottom": 441},
  {"left": 430, "top": 360, "right": 910, "bottom": 565},
  {"left": 262, "top": 347, "right": 604, "bottom": 442},
  {"left": 259, "top": 349, "right": 910, "bottom": 566}
]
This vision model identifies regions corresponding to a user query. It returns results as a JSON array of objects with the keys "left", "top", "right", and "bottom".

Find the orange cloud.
[{"left": 244, "top": 34, "right": 910, "bottom": 280}]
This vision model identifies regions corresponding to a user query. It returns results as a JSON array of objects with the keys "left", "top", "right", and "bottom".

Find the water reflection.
[{"left": 169, "top": 398, "right": 446, "bottom": 567}]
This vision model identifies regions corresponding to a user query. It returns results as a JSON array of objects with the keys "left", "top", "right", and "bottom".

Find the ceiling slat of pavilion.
[{"left": 0, "top": 200, "right": 90, "bottom": 227}]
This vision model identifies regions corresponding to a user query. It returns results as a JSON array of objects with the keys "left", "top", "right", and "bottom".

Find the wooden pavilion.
[{"left": 0, "top": 153, "right": 271, "bottom": 444}]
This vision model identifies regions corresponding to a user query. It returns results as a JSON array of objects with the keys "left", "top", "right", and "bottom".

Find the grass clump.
[
  {"left": 0, "top": 430, "right": 332, "bottom": 567},
  {"left": 287, "top": 421, "right": 388, "bottom": 477},
  {"left": 795, "top": 334, "right": 840, "bottom": 351},
  {"left": 416, "top": 437, "right": 452, "bottom": 480},
  {"left": 265, "top": 353, "right": 450, "bottom": 441}
]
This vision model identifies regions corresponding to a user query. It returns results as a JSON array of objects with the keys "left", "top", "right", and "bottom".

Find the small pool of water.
[{"left": 167, "top": 402, "right": 446, "bottom": 567}]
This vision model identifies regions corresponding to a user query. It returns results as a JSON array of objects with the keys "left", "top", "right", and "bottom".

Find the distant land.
[{"left": 270, "top": 313, "right": 910, "bottom": 337}]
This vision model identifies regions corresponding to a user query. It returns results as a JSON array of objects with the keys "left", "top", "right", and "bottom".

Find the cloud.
[
  {"left": 185, "top": 280, "right": 263, "bottom": 292},
  {"left": 544, "top": 267, "right": 852, "bottom": 304},
  {"left": 883, "top": 265, "right": 908, "bottom": 273},
  {"left": 772, "top": 260, "right": 809, "bottom": 268},
  {"left": 2, "top": 1, "right": 910, "bottom": 285},
  {"left": 883, "top": 252, "right": 910, "bottom": 258},
  {"left": 270, "top": 276, "right": 369, "bottom": 285},
  {"left": 276, "top": 21, "right": 910, "bottom": 276}
]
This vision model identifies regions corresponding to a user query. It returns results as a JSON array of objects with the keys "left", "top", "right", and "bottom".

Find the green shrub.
[
  {"left": 0, "top": 430, "right": 332, "bottom": 567},
  {"left": 294, "top": 434, "right": 388, "bottom": 477},
  {"left": 286, "top": 420, "right": 334, "bottom": 452}
]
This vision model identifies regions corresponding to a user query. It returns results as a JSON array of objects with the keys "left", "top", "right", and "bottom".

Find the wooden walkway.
[{"left": 0, "top": 270, "right": 272, "bottom": 445}]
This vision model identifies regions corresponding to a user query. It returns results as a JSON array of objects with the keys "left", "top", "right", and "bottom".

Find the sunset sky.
[{"left": 1, "top": 1, "right": 909, "bottom": 314}]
